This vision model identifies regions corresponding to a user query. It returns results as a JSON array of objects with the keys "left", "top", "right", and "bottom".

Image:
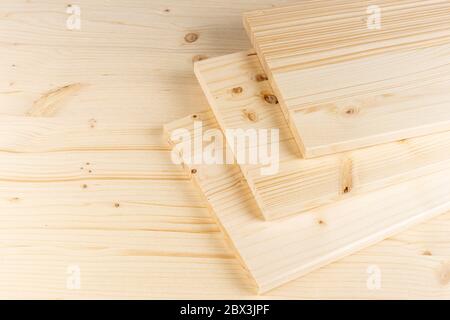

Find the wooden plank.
[
  {"left": 165, "top": 114, "right": 450, "bottom": 293},
  {"left": 0, "top": 0, "right": 256, "bottom": 123},
  {"left": 194, "top": 51, "right": 450, "bottom": 220},
  {"left": 4, "top": 209, "right": 450, "bottom": 299},
  {"left": 0, "top": 117, "right": 450, "bottom": 299},
  {"left": 2, "top": 0, "right": 450, "bottom": 299},
  {"left": 3, "top": 112, "right": 450, "bottom": 298},
  {"left": 244, "top": 0, "right": 450, "bottom": 158},
  {"left": 3, "top": 163, "right": 450, "bottom": 298}
]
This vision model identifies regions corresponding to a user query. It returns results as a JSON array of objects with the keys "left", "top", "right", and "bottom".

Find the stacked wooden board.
[
  {"left": 244, "top": 0, "right": 450, "bottom": 158},
  {"left": 194, "top": 51, "right": 450, "bottom": 220},
  {"left": 165, "top": 0, "right": 450, "bottom": 293}
]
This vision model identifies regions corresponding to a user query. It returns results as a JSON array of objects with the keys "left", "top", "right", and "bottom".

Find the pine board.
[
  {"left": 244, "top": 0, "right": 450, "bottom": 157},
  {"left": 165, "top": 114, "right": 450, "bottom": 293},
  {"left": 194, "top": 51, "right": 450, "bottom": 220},
  {"left": 2, "top": 0, "right": 450, "bottom": 299},
  {"left": 3, "top": 113, "right": 450, "bottom": 298}
]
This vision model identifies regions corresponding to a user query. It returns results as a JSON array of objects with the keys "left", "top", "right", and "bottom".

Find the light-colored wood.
[
  {"left": 194, "top": 51, "right": 450, "bottom": 220},
  {"left": 165, "top": 114, "right": 450, "bottom": 293},
  {"left": 244, "top": 0, "right": 450, "bottom": 158},
  {"left": 4, "top": 115, "right": 450, "bottom": 298},
  {"left": 2, "top": 0, "right": 450, "bottom": 299}
]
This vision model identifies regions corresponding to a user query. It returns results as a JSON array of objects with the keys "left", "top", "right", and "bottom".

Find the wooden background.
[{"left": 1, "top": 0, "right": 449, "bottom": 299}]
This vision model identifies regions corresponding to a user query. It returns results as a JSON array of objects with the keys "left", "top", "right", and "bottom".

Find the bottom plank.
[{"left": 166, "top": 114, "right": 450, "bottom": 293}]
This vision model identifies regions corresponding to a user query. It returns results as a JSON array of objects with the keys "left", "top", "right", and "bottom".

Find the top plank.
[{"left": 243, "top": 0, "right": 450, "bottom": 158}]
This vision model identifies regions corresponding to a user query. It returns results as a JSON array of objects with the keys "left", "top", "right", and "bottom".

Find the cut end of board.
[{"left": 163, "top": 109, "right": 275, "bottom": 221}]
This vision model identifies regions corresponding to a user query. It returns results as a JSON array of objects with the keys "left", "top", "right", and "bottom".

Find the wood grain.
[
  {"left": 194, "top": 51, "right": 450, "bottom": 220},
  {"left": 1, "top": 0, "right": 450, "bottom": 299},
  {"left": 165, "top": 114, "right": 450, "bottom": 293},
  {"left": 244, "top": 0, "right": 450, "bottom": 157}
]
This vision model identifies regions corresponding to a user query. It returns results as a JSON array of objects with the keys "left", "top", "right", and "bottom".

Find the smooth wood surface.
[
  {"left": 166, "top": 113, "right": 450, "bottom": 293},
  {"left": 194, "top": 51, "right": 450, "bottom": 220},
  {"left": 2, "top": 0, "right": 450, "bottom": 299},
  {"left": 244, "top": 0, "right": 450, "bottom": 158}
]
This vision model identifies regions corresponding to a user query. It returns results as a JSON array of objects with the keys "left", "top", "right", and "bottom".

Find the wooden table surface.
[{"left": 1, "top": 0, "right": 450, "bottom": 299}]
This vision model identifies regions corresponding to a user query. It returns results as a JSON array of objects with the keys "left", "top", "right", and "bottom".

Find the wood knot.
[
  {"left": 192, "top": 54, "right": 208, "bottom": 63},
  {"left": 184, "top": 33, "right": 199, "bottom": 43},
  {"left": 263, "top": 93, "right": 278, "bottom": 105},
  {"left": 340, "top": 156, "right": 353, "bottom": 195},
  {"left": 422, "top": 250, "right": 432, "bottom": 256},
  {"left": 255, "top": 74, "right": 268, "bottom": 82},
  {"left": 232, "top": 87, "right": 243, "bottom": 95},
  {"left": 114, "top": 203, "right": 120, "bottom": 208},
  {"left": 243, "top": 109, "right": 258, "bottom": 122},
  {"left": 343, "top": 106, "right": 358, "bottom": 115},
  {"left": 191, "top": 169, "right": 197, "bottom": 174},
  {"left": 192, "top": 114, "right": 198, "bottom": 119},
  {"left": 437, "top": 262, "right": 450, "bottom": 285},
  {"left": 89, "top": 119, "right": 97, "bottom": 128}
]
